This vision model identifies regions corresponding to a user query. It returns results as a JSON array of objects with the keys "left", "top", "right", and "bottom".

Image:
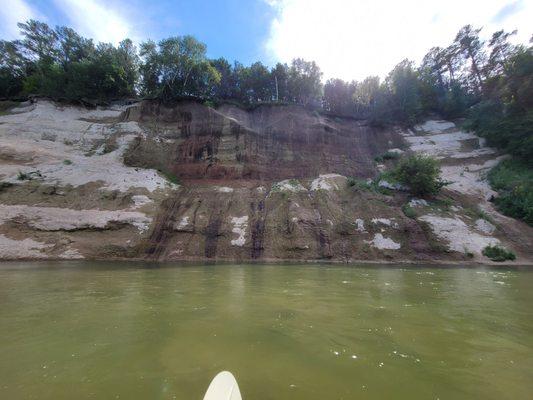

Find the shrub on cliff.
[
  {"left": 392, "top": 155, "right": 447, "bottom": 197},
  {"left": 488, "top": 158, "right": 533, "bottom": 225},
  {"left": 482, "top": 245, "right": 516, "bottom": 262}
]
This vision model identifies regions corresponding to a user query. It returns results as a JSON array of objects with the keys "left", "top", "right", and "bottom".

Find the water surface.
[{"left": 1, "top": 262, "right": 532, "bottom": 399}]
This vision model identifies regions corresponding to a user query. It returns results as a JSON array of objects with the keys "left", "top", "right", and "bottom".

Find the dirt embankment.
[{"left": 0, "top": 99, "right": 531, "bottom": 264}]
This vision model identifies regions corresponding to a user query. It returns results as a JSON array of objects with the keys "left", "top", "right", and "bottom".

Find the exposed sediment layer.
[{"left": 0, "top": 99, "right": 531, "bottom": 263}]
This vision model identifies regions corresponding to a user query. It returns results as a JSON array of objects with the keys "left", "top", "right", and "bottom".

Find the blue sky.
[
  {"left": 1, "top": 0, "right": 531, "bottom": 80},
  {"left": 3, "top": 0, "right": 276, "bottom": 65}
]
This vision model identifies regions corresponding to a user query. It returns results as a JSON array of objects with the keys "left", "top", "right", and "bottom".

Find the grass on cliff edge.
[{"left": 488, "top": 158, "right": 533, "bottom": 226}]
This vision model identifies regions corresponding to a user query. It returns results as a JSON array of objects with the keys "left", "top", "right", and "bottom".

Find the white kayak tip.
[{"left": 203, "top": 371, "right": 242, "bottom": 400}]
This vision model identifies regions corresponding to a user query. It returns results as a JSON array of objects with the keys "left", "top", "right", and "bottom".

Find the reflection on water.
[{"left": 0, "top": 262, "right": 532, "bottom": 400}]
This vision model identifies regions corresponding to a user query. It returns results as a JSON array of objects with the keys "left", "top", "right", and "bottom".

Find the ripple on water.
[{"left": 1, "top": 263, "right": 532, "bottom": 400}]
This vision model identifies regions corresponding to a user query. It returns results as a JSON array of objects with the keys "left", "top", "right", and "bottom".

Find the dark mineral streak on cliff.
[{"left": 122, "top": 100, "right": 404, "bottom": 181}]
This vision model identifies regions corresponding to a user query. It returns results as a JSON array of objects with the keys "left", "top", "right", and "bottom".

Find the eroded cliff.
[
  {"left": 122, "top": 100, "right": 403, "bottom": 180},
  {"left": 0, "top": 99, "right": 531, "bottom": 264}
]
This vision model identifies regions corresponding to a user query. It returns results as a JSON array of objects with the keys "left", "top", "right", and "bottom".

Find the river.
[{"left": 1, "top": 262, "right": 532, "bottom": 399}]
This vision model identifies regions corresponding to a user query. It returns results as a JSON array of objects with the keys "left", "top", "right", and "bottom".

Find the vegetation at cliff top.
[{"left": 0, "top": 20, "right": 531, "bottom": 163}]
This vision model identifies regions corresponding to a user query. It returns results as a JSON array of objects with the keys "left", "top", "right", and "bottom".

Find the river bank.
[{"left": 0, "top": 99, "right": 531, "bottom": 263}]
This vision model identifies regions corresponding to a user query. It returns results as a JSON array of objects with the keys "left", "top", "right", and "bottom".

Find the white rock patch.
[
  {"left": 415, "top": 120, "right": 456, "bottom": 134},
  {"left": 366, "top": 234, "right": 401, "bottom": 250},
  {"left": 131, "top": 195, "right": 152, "bottom": 209},
  {"left": 310, "top": 174, "right": 347, "bottom": 191},
  {"left": 419, "top": 214, "right": 499, "bottom": 254},
  {"left": 406, "top": 131, "right": 470, "bottom": 158},
  {"left": 372, "top": 218, "right": 392, "bottom": 226},
  {"left": 59, "top": 248, "right": 84, "bottom": 259},
  {"left": 378, "top": 180, "right": 407, "bottom": 191},
  {"left": 271, "top": 179, "right": 307, "bottom": 193},
  {"left": 409, "top": 199, "right": 428, "bottom": 207},
  {"left": 371, "top": 218, "right": 398, "bottom": 228},
  {"left": 174, "top": 216, "right": 193, "bottom": 232},
  {"left": 216, "top": 186, "right": 234, "bottom": 193},
  {"left": 0, "top": 234, "right": 51, "bottom": 259},
  {"left": 355, "top": 219, "right": 366, "bottom": 233},
  {"left": 475, "top": 219, "right": 496, "bottom": 235},
  {"left": 440, "top": 158, "right": 503, "bottom": 199},
  {"left": 387, "top": 148, "right": 404, "bottom": 155},
  {"left": 0, "top": 204, "right": 152, "bottom": 233},
  {"left": 405, "top": 129, "right": 495, "bottom": 160},
  {"left": 405, "top": 119, "right": 504, "bottom": 205},
  {"left": 0, "top": 100, "right": 172, "bottom": 192},
  {"left": 230, "top": 216, "right": 248, "bottom": 247}
]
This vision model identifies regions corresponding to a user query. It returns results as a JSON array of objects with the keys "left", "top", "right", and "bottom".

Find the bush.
[
  {"left": 158, "top": 169, "right": 180, "bottom": 185},
  {"left": 465, "top": 100, "right": 533, "bottom": 163},
  {"left": 482, "top": 245, "right": 516, "bottom": 262},
  {"left": 347, "top": 176, "right": 394, "bottom": 195},
  {"left": 374, "top": 151, "right": 401, "bottom": 163},
  {"left": 347, "top": 177, "right": 372, "bottom": 190},
  {"left": 488, "top": 158, "right": 533, "bottom": 225},
  {"left": 402, "top": 204, "right": 416, "bottom": 218},
  {"left": 17, "top": 170, "right": 42, "bottom": 181},
  {"left": 17, "top": 171, "right": 29, "bottom": 181},
  {"left": 392, "top": 155, "right": 447, "bottom": 197}
]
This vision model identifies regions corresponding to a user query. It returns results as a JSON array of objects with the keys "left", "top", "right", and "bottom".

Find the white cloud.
[
  {"left": 0, "top": 0, "right": 39, "bottom": 39},
  {"left": 53, "top": 0, "right": 134, "bottom": 44},
  {"left": 265, "top": 0, "right": 533, "bottom": 81}
]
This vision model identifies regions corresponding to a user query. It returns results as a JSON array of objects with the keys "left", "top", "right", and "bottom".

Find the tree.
[
  {"left": 241, "top": 61, "right": 273, "bottom": 103},
  {"left": 17, "top": 20, "right": 58, "bottom": 62},
  {"left": 354, "top": 76, "right": 380, "bottom": 108},
  {"left": 287, "top": 58, "right": 323, "bottom": 105},
  {"left": 419, "top": 47, "right": 448, "bottom": 112},
  {"left": 385, "top": 59, "right": 422, "bottom": 124},
  {"left": 55, "top": 26, "right": 94, "bottom": 67},
  {"left": 421, "top": 47, "right": 447, "bottom": 88},
  {"left": 442, "top": 44, "right": 460, "bottom": 85},
  {"left": 0, "top": 40, "right": 27, "bottom": 97},
  {"left": 271, "top": 62, "right": 289, "bottom": 102},
  {"left": 138, "top": 40, "right": 160, "bottom": 97},
  {"left": 486, "top": 30, "right": 517, "bottom": 77},
  {"left": 140, "top": 36, "right": 220, "bottom": 100},
  {"left": 210, "top": 57, "right": 235, "bottom": 99},
  {"left": 454, "top": 25, "right": 486, "bottom": 90},
  {"left": 116, "top": 39, "right": 139, "bottom": 96},
  {"left": 323, "top": 78, "right": 357, "bottom": 115},
  {"left": 465, "top": 44, "right": 533, "bottom": 161}
]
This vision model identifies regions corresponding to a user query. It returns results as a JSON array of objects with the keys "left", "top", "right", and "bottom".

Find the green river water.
[{"left": 1, "top": 262, "right": 532, "bottom": 400}]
